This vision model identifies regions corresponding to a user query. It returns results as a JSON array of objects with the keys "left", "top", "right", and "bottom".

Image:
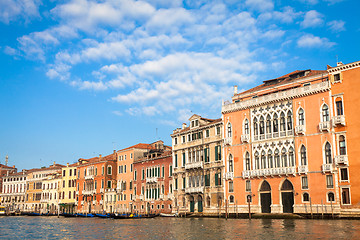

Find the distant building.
[
  {"left": 221, "top": 60, "right": 360, "bottom": 215},
  {"left": 0, "top": 170, "right": 27, "bottom": 212},
  {"left": 59, "top": 163, "right": 78, "bottom": 214},
  {"left": 171, "top": 114, "right": 224, "bottom": 215},
  {"left": 0, "top": 163, "right": 17, "bottom": 199},
  {"left": 132, "top": 140, "right": 173, "bottom": 214},
  {"left": 41, "top": 172, "right": 61, "bottom": 214}
]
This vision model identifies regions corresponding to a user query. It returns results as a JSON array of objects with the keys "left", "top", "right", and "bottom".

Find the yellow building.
[{"left": 59, "top": 163, "right": 78, "bottom": 214}]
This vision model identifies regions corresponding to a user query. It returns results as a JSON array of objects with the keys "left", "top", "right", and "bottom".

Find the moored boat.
[{"left": 160, "top": 213, "right": 179, "bottom": 217}]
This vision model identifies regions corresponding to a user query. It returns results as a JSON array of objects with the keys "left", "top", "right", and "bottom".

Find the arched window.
[
  {"left": 300, "top": 145, "right": 307, "bottom": 165},
  {"left": 260, "top": 181, "right": 271, "bottom": 191},
  {"left": 289, "top": 147, "right": 295, "bottom": 166},
  {"left": 254, "top": 118, "right": 258, "bottom": 136},
  {"left": 287, "top": 111, "right": 293, "bottom": 130},
  {"left": 254, "top": 152, "right": 259, "bottom": 169},
  {"left": 227, "top": 123, "right": 232, "bottom": 138},
  {"left": 267, "top": 150, "right": 273, "bottom": 169},
  {"left": 273, "top": 114, "right": 279, "bottom": 133},
  {"left": 229, "top": 195, "right": 234, "bottom": 203},
  {"left": 298, "top": 108, "right": 305, "bottom": 125},
  {"left": 325, "top": 142, "right": 332, "bottom": 164},
  {"left": 228, "top": 154, "right": 234, "bottom": 173},
  {"left": 281, "top": 148, "right": 287, "bottom": 167},
  {"left": 261, "top": 151, "right": 266, "bottom": 169},
  {"left": 322, "top": 104, "right": 329, "bottom": 122},
  {"left": 274, "top": 149, "right": 280, "bottom": 168},
  {"left": 339, "top": 135, "right": 346, "bottom": 155},
  {"left": 245, "top": 152, "right": 251, "bottom": 170},
  {"left": 280, "top": 112, "right": 286, "bottom": 132},
  {"left": 328, "top": 192, "right": 335, "bottom": 202},
  {"left": 266, "top": 115, "right": 271, "bottom": 134},
  {"left": 335, "top": 98, "right": 343, "bottom": 116},
  {"left": 206, "top": 196, "right": 211, "bottom": 207},
  {"left": 259, "top": 116, "right": 265, "bottom": 135},
  {"left": 244, "top": 119, "right": 249, "bottom": 134},
  {"left": 303, "top": 192, "right": 310, "bottom": 202}
]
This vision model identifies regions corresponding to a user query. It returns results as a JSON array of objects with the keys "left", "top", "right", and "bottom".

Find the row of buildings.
[{"left": 1, "top": 60, "right": 359, "bottom": 216}]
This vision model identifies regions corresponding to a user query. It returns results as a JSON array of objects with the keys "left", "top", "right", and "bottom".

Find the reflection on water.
[{"left": 1, "top": 216, "right": 360, "bottom": 239}]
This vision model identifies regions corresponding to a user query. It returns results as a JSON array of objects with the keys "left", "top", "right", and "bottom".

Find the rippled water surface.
[{"left": 1, "top": 216, "right": 360, "bottom": 239}]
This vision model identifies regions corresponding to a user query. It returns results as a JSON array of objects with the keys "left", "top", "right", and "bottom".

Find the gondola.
[{"left": 113, "top": 213, "right": 158, "bottom": 219}]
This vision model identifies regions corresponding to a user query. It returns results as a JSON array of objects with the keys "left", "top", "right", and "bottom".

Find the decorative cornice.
[
  {"left": 327, "top": 61, "right": 360, "bottom": 74},
  {"left": 222, "top": 81, "right": 330, "bottom": 114}
]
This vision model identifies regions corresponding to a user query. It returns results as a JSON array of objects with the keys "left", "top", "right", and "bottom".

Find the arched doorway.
[
  {"left": 189, "top": 196, "right": 195, "bottom": 212},
  {"left": 260, "top": 181, "right": 271, "bottom": 213},
  {"left": 281, "top": 179, "right": 294, "bottom": 213},
  {"left": 198, "top": 196, "right": 203, "bottom": 213}
]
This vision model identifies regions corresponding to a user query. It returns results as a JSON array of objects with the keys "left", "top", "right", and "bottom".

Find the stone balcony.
[
  {"left": 295, "top": 125, "right": 306, "bottom": 135},
  {"left": 82, "top": 189, "right": 96, "bottom": 195},
  {"left": 99, "top": 200, "right": 103, "bottom": 205},
  {"left": 185, "top": 186, "right": 204, "bottom": 194},
  {"left": 159, "top": 194, "right": 164, "bottom": 200},
  {"left": 322, "top": 163, "right": 333, "bottom": 173},
  {"left": 100, "top": 188, "right": 104, "bottom": 193},
  {"left": 85, "top": 175, "right": 94, "bottom": 180},
  {"left": 241, "top": 134, "right": 250, "bottom": 143},
  {"left": 319, "top": 121, "right": 331, "bottom": 132},
  {"left": 298, "top": 165, "right": 308, "bottom": 174},
  {"left": 335, "top": 155, "right": 348, "bottom": 165},
  {"left": 242, "top": 167, "right": 296, "bottom": 178},
  {"left": 146, "top": 177, "right": 158, "bottom": 183},
  {"left": 224, "top": 137, "right": 232, "bottom": 146},
  {"left": 185, "top": 161, "right": 203, "bottom": 170},
  {"left": 92, "top": 200, "right": 96, "bottom": 205},
  {"left": 225, "top": 172, "right": 234, "bottom": 180},
  {"left": 332, "top": 115, "right": 346, "bottom": 126},
  {"left": 81, "top": 201, "right": 84, "bottom": 205}
]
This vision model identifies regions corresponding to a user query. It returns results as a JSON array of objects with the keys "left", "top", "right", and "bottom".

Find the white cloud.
[
  {"left": 0, "top": 0, "right": 41, "bottom": 24},
  {"left": 297, "top": 34, "right": 335, "bottom": 48},
  {"left": 327, "top": 20, "right": 345, "bottom": 32},
  {"left": 298, "top": 0, "right": 319, "bottom": 4},
  {"left": 112, "top": 110, "right": 123, "bottom": 116},
  {"left": 245, "top": 0, "right": 274, "bottom": 12},
  {"left": 3, "top": 46, "right": 19, "bottom": 56},
  {"left": 301, "top": 10, "right": 324, "bottom": 28}
]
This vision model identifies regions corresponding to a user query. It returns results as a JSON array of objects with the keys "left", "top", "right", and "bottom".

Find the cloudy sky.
[{"left": 0, "top": 0, "right": 359, "bottom": 170}]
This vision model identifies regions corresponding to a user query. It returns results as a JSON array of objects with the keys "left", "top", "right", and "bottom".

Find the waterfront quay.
[{"left": 1, "top": 216, "right": 360, "bottom": 240}]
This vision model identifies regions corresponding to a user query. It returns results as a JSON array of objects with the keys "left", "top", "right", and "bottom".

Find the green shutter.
[
  {"left": 215, "top": 146, "right": 218, "bottom": 161},
  {"left": 218, "top": 145, "right": 221, "bottom": 160},
  {"left": 175, "top": 154, "right": 178, "bottom": 167},
  {"left": 204, "top": 148, "right": 207, "bottom": 163},
  {"left": 183, "top": 153, "right": 185, "bottom": 166},
  {"left": 215, "top": 173, "right": 218, "bottom": 186}
]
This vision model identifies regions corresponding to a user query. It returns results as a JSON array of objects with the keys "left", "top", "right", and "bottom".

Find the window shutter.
[
  {"left": 218, "top": 145, "right": 221, "bottom": 160},
  {"left": 215, "top": 173, "right": 218, "bottom": 186},
  {"left": 215, "top": 146, "right": 218, "bottom": 161},
  {"left": 183, "top": 153, "right": 185, "bottom": 166},
  {"left": 204, "top": 148, "right": 208, "bottom": 163}
]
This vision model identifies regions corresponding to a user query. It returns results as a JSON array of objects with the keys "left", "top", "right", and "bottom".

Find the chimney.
[
  {"left": 99, "top": 154, "right": 102, "bottom": 159},
  {"left": 234, "top": 85, "right": 238, "bottom": 95},
  {"left": 67, "top": 163, "right": 69, "bottom": 167},
  {"left": 337, "top": 62, "right": 343, "bottom": 66},
  {"left": 113, "top": 150, "right": 116, "bottom": 154},
  {"left": 182, "top": 123, "right": 187, "bottom": 129},
  {"left": 53, "top": 161, "right": 56, "bottom": 166},
  {"left": 13, "top": 165, "right": 15, "bottom": 168}
]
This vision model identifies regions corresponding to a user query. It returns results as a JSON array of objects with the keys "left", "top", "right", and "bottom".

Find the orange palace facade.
[{"left": 222, "top": 60, "right": 360, "bottom": 215}]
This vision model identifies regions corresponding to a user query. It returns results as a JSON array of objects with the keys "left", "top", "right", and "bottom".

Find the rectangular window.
[
  {"left": 174, "top": 154, "right": 178, "bottom": 168},
  {"left": 124, "top": 165, "right": 127, "bottom": 173},
  {"left": 130, "top": 164, "right": 133, "bottom": 172},
  {"left": 182, "top": 177, "right": 186, "bottom": 189},
  {"left": 175, "top": 178, "right": 178, "bottom": 190},
  {"left": 340, "top": 168, "right": 349, "bottom": 181},
  {"left": 162, "top": 166, "right": 165, "bottom": 177},
  {"left": 63, "top": 170, "right": 66, "bottom": 177},
  {"left": 215, "top": 173, "right": 221, "bottom": 186},
  {"left": 182, "top": 153, "right": 186, "bottom": 166},
  {"left": 216, "top": 126, "right": 221, "bottom": 135},
  {"left": 134, "top": 170, "right": 137, "bottom": 181},
  {"left": 245, "top": 180, "right": 251, "bottom": 192},
  {"left": 174, "top": 137, "right": 178, "bottom": 145},
  {"left": 334, "top": 73, "right": 341, "bottom": 82},
  {"left": 326, "top": 175, "right": 334, "bottom": 188},
  {"left": 206, "top": 129, "right": 210, "bottom": 138},
  {"left": 204, "top": 148, "right": 209, "bottom": 163},
  {"left": 169, "top": 165, "right": 173, "bottom": 176},
  {"left": 142, "top": 169, "right": 145, "bottom": 179},
  {"left": 342, "top": 188, "right": 350, "bottom": 204},
  {"left": 301, "top": 176, "right": 308, "bottom": 190},
  {"left": 229, "top": 181, "right": 234, "bottom": 193},
  {"left": 182, "top": 136, "right": 185, "bottom": 143}
]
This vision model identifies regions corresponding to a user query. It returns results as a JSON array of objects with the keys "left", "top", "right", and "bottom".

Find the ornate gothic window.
[
  {"left": 322, "top": 104, "right": 329, "bottom": 122},
  {"left": 289, "top": 147, "right": 295, "bottom": 166},
  {"left": 267, "top": 150, "right": 273, "bottom": 168},
  {"left": 300, "top": 145, "right": 307, "bottom": 165},
  {"left": 227, "top": 123, "right": 232, "bottom": 138},
  {"left": 280, "top": 112, "right": 286, "bottom": 132},
  {"left": 244, "top": 119, "right": 249, "bottom": 134},
  {"left": 266, "top": 115, "right": 271, "bottom": 134},
  {"left": 298, "top": 108, "right": 305, "bottom": 125},
  {"left": 273, "top": 114, "right": 279, "bottom": 133},
  {"left": 254, "top": 152, "right": 260, "bottom": 169},
  {"left": 261, "top": 151, "right": 266, "bottom": 169},
  {"left": 254, "top": 118, "right": 258, "bottom": 136},
  {"left": 274, "top": 149, "right": 280, "bottom": 168},
  {"left": 339, "top": 135, "right": 346, "bottom": 155},
  {"left": 287, "top": 111, "right": 293, "bottom": 130},
  {"left": 245, "top": 152, "right": 251, "bottom": 170},
  {"left": 325, "top": 142, "right": 332, "bottom": 164},
  {"left": 259, "top": 116, "right": 265, "bottom": 135},
  {"left": 228, "top": 154, "right": 234, "bottom": 173},
  {"left": 281, "top": 148, "right": 287, "bottom": 167}
]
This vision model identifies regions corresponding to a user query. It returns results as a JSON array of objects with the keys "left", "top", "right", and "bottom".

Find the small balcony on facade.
[
  {"left": 332, "top": 115, "right": 346, "bottom": 126},
  {"left": 100, "top": 188, "right": 104, "bottom": 193},
  {"left": 81, "top": 201, "right": 84, "bottom": 205},
  {"left": 185, "top": 186, "right": 204, "bottom": 194},
  {"left": 159, "top": 194, "right": 164, "bottom": 200},
  {"left": 224, "top": 137, "right": 232, "bottom": 146},
  {"left": 335, "top": 155, "right": 349, "bottom": 165},
  {"left": 167, "top": 193, "right": 173, "bottom": 199},
  {"left": 146, "top": 177, "right": 158, "bottom": 183},
  {"left": 242, "top": 167, "right": 296, "bottom": 178},
  {"left": 298, "top": 165, "right": 308, "bottom": 174},
  {"left": 225, "top": 172, "right": 234, "bottom": 180},
  {"left": 92, "top": 200, "right": 96, "bottom": 205},
  {"left": 241, "top": 134, "right": 250, "bottom": 143},
  {"left": 295, "top": 125, "right": 306, "bottom": 135},
  {"left": 100, "top": 200, "right": 103, "bottom": 205},
  {"left": 319, "top": 121, "right": 331, "bottom": 132},
  {"left": 84, "top": 175, "right": 94, "bottom": 180},
  {"left": 82, "top": 189, "right": 96, "bottom": 195},
  {"left": 76, "top": 191, "right": 79, "bottom": 195},
  {"left": 185, "top": 161, "right": 203, "bottom": 170},
  {"left": 139, "top": 195, "right": 144, "bottom": 201},
  {"left": 322, "top": 163, "right": 333, "bottom": 173}
]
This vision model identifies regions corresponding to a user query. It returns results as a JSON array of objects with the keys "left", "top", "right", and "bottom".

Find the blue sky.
[{"left": 0, "top": 0, "right": 359, "bottom": 170}]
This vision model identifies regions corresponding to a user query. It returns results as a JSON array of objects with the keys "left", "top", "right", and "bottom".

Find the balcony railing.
[
  {"left": 185, "top": 161, "right": 203, "bottom": 170},
  {"left": 100, "top": 188, "right": 104, "bottom": 193},
  {"left": 322, "top": 163, "right": 333, "bottom": 173},
  {"left": 159, "top": 194, "right": 164, "bottom": 199},
  {"left": 332, "top": 115, "right": 345, "bottom": 126},
  {"left": 298, "top": 165, "right": 308, "bottom": 174},
  {"left": 81, "top": 201, "right": 84, "bottom": 205},
  {"left": 185, "top": 186, "right": 204, "bottom": 194},
  {"left": 241, "top": 134, "right": 250, "bottom": 143},
  {"left": 85, "top": 175, "right": 94, "bottom": 180},
  {"left": 295, "top": 125, "right": 305, "bottom": 135},
  {"left": 92, "top": 200, "right": 96, "bottom": 205},
  {"left": 224, "top": 137, "right": 232, "bottom": 146},
  {"left": 82, "top": 189, "right": 96, "bottom": 195},
  {"left": 167, "top": 194, "right": 173, "bottom": 199},
  {"left": 319, "top": 121, "right": 331, "bottom": 131},
  {"left": 242, "top": 167, "right": 296, "bottom": 178},
  {"left": 225, "top": 172, "right": 234, "bottom": 180},
  {"left": 335, "top": 155, "right": 348, "bottom": 165},
  {"left": 99, "top": 200, "right": 103, "bottom": 205},
  {"left": 146, "top": 177, "right": 158, "bottom": 183}
]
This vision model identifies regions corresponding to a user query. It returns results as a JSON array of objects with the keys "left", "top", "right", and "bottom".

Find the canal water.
[{"left": 1, "top": 216, "right": 359, "bottom": 239}]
